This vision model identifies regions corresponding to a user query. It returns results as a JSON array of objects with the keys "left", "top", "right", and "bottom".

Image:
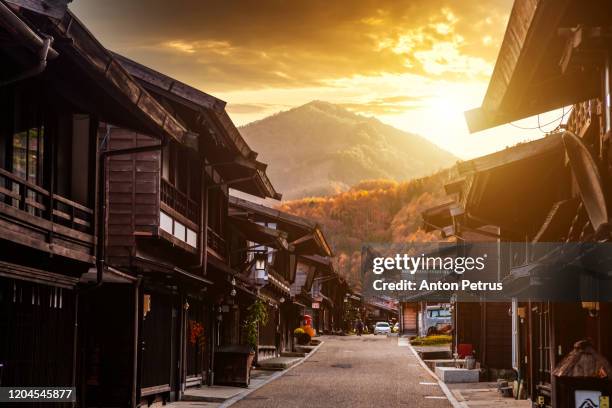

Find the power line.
[{"left": 509, "top": 107, "right": 573, "bottom": 132}]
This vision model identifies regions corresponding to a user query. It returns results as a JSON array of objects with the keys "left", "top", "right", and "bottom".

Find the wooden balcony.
[
  {"left": 207, "top": 226, "right": 227, "bottom": 259},
  {"left": 0, "top": 168, "right": 95, "bottom": 262},
  {"left": 159, "top": 179, "right": 200, "bottom": 252},
  {"left": 160, "top": 179, "right": 199, "bottom": 225}
]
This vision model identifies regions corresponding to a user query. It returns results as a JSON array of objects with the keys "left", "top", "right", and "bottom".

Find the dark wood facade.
[
  {"left": 227, "top": 196, "right": 344, "bottom": 360},
  {"left": 458, "top": 0, "right": 612, "bottom": 405},
  {"left": 0, "top": 2, "right": 285, "bottom": 407},
  {"left": 0, "top": 3, "right": 358, "bottom": 408}
]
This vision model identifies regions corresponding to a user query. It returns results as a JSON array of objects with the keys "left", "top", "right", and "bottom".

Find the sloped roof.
[
  {"left": 28, "top": 7, "right": 190, "bottom": 143},
  {"left": 229, "top": 196, "right": 333, "bottom": 257},
  {"left": 115, "top": 53, "right": 281, "bottom": 200},
  {"left": 465, "top": 0, "right": 603, "bottom": 132}
]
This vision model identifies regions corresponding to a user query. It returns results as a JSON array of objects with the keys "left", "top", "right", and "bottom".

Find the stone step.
[
  {"left": 258, "top": 356, "right": 302, "bottom": 371},
  {"left": 418, "top": 350, "right": 452, "bottom": 360},
  {"left": 435, "top": 367, "right": 480, "bottom": 383},
  {"left": 281, "top": 351, "right": 306, "bottom": 358},
  {"left": 295, "top": 345, "right": 316, "bottom": 354},
  {"left": 423, "top": 359, "right": 466, "bottom": 371}
]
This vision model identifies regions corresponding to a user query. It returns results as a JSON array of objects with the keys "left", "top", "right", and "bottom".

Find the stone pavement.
[
  {"left": 169, "top": 336, "right": 453, "bottom": 407},
  {"left": 232, "top": 335, "right": 451, "bottom": 408}
]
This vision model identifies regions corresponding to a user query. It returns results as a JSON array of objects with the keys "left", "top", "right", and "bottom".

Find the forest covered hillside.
[{"left": 278, "top": 168, "right": 458, "bottom": 291}]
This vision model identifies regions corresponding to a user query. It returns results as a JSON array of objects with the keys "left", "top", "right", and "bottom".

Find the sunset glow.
[{"left": 70, "top": 0, "right": 558, "bottom": 159}]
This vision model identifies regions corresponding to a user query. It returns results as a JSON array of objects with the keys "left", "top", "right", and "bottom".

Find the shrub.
[
  {"left": 294, "top": 327, "right": 305, "bottom": 335},
  {"left": 301, "top": 325, "right": 316, "bottom": 338},
  {"left": 410, "top": 335, "right": 452, "bottom": 346},
  {"left": 243, "top": 299, "right": 269, "bottom": 351}
]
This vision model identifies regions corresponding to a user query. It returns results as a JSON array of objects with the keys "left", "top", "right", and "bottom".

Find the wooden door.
[
  {"left": 140, "top": 291, "right": 175, "bottom": 396},
  {"left": 402, "top": 303, "right": 418, "bottom": 335},
  {"left": 0, "top": 277, "right": 75, "bottom": 388},
  {"left": 185, "top": 299, "right": 206, "bottom": 386}
]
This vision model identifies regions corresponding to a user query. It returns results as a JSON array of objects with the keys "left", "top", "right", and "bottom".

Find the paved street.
[{"left": 233, "top": 335, "right": 451, "bottom": 408}]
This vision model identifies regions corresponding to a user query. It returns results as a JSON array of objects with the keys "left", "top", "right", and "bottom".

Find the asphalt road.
[{"left": 233, "top": 335, "right": 451, "bottom": 408}]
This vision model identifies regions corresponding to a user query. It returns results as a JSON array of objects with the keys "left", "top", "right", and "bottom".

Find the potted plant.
[
  {"left": 294, "top": 326, "right": 313, "bottom": 345},
  {"left": 243, "top": 299, "right": 269, "bottom": 363}
]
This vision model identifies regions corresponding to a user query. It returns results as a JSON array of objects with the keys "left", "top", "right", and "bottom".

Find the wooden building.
[
  {"left": 0, "top": 1, "right": 285, "bottom": 407},
  {"left": 463, "top": 0, "right": 612, "bottom": 405},
  {"left": 93, "top": 55, "right": 280, "bottom": 405},
  {"left": 405, "top": 213, "right": 511, "bottom": 377},
  {"left": 0, "top": 1, "right": 203, "bottom": 406},
  {"left": 228, "top": 197, "right": 340, "bottom": 351}
]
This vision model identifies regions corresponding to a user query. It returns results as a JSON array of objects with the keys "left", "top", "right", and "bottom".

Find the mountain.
[{"left": 240, "top": 101, "right": 458, "bottom": 200}]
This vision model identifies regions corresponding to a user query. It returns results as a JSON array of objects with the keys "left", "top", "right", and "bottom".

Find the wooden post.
[
  {"left": 528, "top": 301, "right": 535, "bottom": 400},
  {"left": 131, "top": 278, "right": 142, "bottom": 408},
  {"left": 550, "top": 302, "right": 557, "bottom": 408}
]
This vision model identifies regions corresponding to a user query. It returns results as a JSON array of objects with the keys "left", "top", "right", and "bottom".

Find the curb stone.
[{"left": 401, "top": 337, "right": 466, "bottom": 408}]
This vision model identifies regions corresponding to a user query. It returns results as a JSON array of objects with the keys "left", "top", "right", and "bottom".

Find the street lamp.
[
  {"left": 254, "top": 251, "right": 267, "bottom": 271},
  {"left": 253, "top": 251, "right": 269, "bottom": 288}
]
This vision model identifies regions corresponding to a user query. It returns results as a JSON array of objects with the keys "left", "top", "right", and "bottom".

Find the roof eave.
[
  {"left": 465, "top": 0, "right": 575, "bottom": 133},
  {"left": 48, "top": 10, "right": 188, "bottom": 144}
]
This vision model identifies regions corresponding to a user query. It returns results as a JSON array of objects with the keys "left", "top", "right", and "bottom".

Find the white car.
[{"left": 373, "top": 321, "right": 391, "bottom": 335}]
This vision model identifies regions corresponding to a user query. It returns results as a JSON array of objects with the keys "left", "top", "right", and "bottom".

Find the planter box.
[{"left": 213, "top": 345, "right": 254, "bottom": 387}]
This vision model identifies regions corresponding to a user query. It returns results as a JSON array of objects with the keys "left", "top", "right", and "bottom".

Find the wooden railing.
[
  {"left": 207, "top": 226, "right": 227, "bottom": 258},
  {"left": 160, "top": 179, "right": 199, "bottom": 225},
  {"left": 0, "top": 168, "right": 93, "bottom": 233}
]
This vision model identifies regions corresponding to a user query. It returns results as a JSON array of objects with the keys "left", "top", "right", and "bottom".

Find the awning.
[
  {"left": 0, "top": 260, "right": 78, "bottom": 289},
  {"left": 80, "top": 266, "right": 137, "bottom": 284},
  {"left": 230, "top": 196, "right": 332, "bottom": 256},
  {"left": 229, "top": 217, "right": 290, "bottom": 250},
  {"left": 133, "top": 256, "right": 213, "bottom": 286},
  {"left": 457, "top": 134, "right": 563, "bottom": 176},
  {"left": 459, "top": 134, "right": 566, "bottom": 235},
  {"left": 421, "top": 201, "right": 461, "bottom": 234}
]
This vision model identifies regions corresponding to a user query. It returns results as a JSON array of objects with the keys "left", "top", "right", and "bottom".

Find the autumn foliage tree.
[{"left": 278, "top": 168, "right": 458, "bottom": 292}]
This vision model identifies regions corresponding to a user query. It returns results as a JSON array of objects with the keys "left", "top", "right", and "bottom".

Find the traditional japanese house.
[
  {"left": 228, "top": 196, "right": 337, "bottom": 358},
  {"left": 465, "top": 0, "right": 612, "bottom": 405},
  {"left": 455, "top": 136, "right": 567, "bottom": 382},
  {"left": 87, "top": 50, "right": 280, "bottom": 405},
  {"left": 421, "top": 177, "right": 536, "bottom": 380},
  {"left": 307, "top": 255, "right": 347, "bottom": 334},
  {"left": 0, "top": 1, "right": 198, "bottom": 406},
  {"left": 328, "top": 273, "right": 351, "bottom": 334}
]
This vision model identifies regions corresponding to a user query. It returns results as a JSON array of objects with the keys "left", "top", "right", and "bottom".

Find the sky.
[{"left": 70, "top": 0, "right": 566, "bottom": 159}]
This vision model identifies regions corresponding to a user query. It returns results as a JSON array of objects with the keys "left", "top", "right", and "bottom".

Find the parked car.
[
  {"left": 424, "top": 305, "right": 452, "bottom": 335},
  {"left": 373, "top": 321, "right": 391, "bottom": 335}
]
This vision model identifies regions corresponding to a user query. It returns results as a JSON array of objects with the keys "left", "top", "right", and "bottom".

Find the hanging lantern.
[{"left": 255, "top": 251, "right": 267, "bottom": 271}]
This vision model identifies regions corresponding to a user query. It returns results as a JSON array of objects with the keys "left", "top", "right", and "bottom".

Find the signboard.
[
  {"left": 575, "top": 390, "right": 602, "bottom": 408},
  {"left": 311, "top": 302, "right": 320, "bottom": 309}
]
